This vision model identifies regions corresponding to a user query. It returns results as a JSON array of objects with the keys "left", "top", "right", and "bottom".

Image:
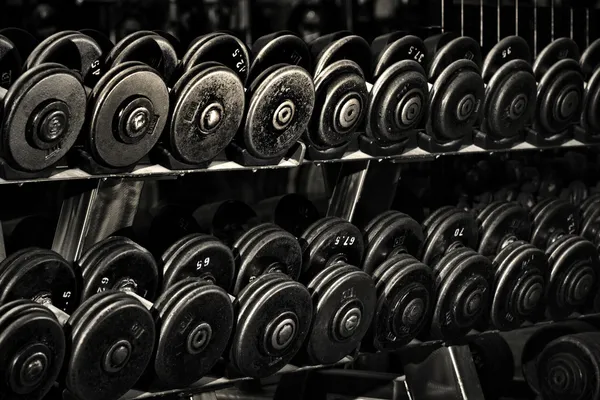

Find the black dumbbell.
[
  {"left": 231, "top": 31, "right": 315, "bottom": 165},
  {"left": 536, "top": 332, "right": 600, "bottom": 400},
  {"left": 560, "top": 180, "right": 589, "bottom": 206},
  {"left": 361, "top": 211, "right": 434, "bottom": 351},
  {"left": 76, "top": 236, "right": 234, "bottom": 389},
  {"left": 476, "top": 202, "right": 548, "bottom": 330},
  {"left": 297, "top": 217, "right": 376, "bottom": 364},
  {"left": 468, "top": 332, "right": 514, "bottom": 400},
  {"left": 530, "top": 198, "right": 600, "bottom": 320},
  {"left": 193, "top": 199, "right": 258, "bottom": 248},
  {"left": 23, "top": 30, "right": 169, "bottom": 172},
  {"left": 108, "top": 31, "right": 247, "bottom": 168},
  {"left": 576, "top": 38, "right": 600, "bottom": 142},
  {"left": 475, "top": 36, "right": 536, "bottom": 149},
  {"left": 521, "top": 320, "right": 598, "bottom": 396},
  {"left": 0, "top": 248, "right": 155, "bottom": 400},
  {"left": 420, "top": 206, "right": 493, "bottom": 340},
  {"left": 0, "top": 31, "right": 86, "bottom": 177},
  {"left": 146, "top": 203, "right": 203, "bottom": 257},
  {"left": 528, "top": 38, "right": 584, "bottom": 146},
  {"left": 359, "top": 32, "right": 429, "bottom": 156},
  {"left": 420, "top": 32, "right": 485, "bottom": 152}
]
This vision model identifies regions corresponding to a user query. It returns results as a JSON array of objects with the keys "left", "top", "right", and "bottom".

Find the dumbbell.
[
  {"left": 76, "top": 236, "right": 234, "bottom": 389},
  {"left": 23, "top": 30, "right": 169, "bottom": 172},
  {"left": 361, "top": 211, "right": 434, "bottom": 351},
  {"left": 359, "top": 32, "right": 429, "bottom": 156},
  {"left": 530, "top": 198, "right": 600, "bottom": 320},
  {"left": 0, "top": 32, "right": 86, "bottom": 178},
  {"left": 468, "top": 332, "right": 515, "bottom": 400},
  {"left": 420, "top": 206, "right": 493, "bottom": 340},
  {"left": 475, "top": 201, "right": 548, "bottom": 330},
  {"left": 253, "top": 193, "right": 321, "bottom": 238},
  {"left": 420, "top": 32, "right": 485, "bottom": 153},
  {"left": 521, "top": 321, "right": 599, "bottom": 397},
  {"left": 475, "top": 36, "right": 537, "bottom": 149},
  {"left": 0, "top": 248, "right": 155, "bottom": 400},
  {"left": 297, "top": 216, "right": 376, "bottom": 364},
  {"left": 194, "top": 199, "right": 258, "bottom": 248},
  {"left": 527, "top": 38, "right": 584, "bottom": 146},
  {"left": 229, "top": 31, "right": 315, "bottom": 165},
  {"left": 576, "top": 38, "right": 600, "bottom": 142},
  {"left": 106, "top": 31, "right": 247, "bottom": 168}
]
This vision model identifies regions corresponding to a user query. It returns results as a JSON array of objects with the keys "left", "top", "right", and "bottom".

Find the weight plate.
[
  {"left": 581, "top": 208, "right": 600, "bottom": 244},
  {"left": 312, "top": 33, "right": 371, "bottom": 80},
  {"left": 477, "top": 202, "right": 531, "bottom": 257},
  {"left": 581, "top": 194, "right": 600, "bottom": 221},
  {"left": 421, "top": 208, "right": 478, "bottom": 267},
  {"left": 162, "top": 233, "right": 235, "bottom": 292},
  {"left": 372, "top": 34, "right": 428, "bottom": 79},
  {"left": 531, "top": 199, "right": 579, "bottom": 250},
  {"left": 580, "top": 38, "right": 600, "bottom": 81},
  {"left": 271, "top": 194, "right": 320, "bottom": 238},
  {"left": 154, "top": 280, "right": 233, "bottom": 387},
  {"left": 66, "top": 291, "right": 155, "bottom": 400},
  {"left": 363, "top": 211, "right": 424, "bottom": 275},
  {"left": 231, "top": 273, "right": 312, "bottom": 378},
  {"left": 0, "top": 301, "right": 64, "bottom": 400},
  {"left": 428, "top": 36, "right": 482, "bottom": 81},
  {"left": 581, "top": 66, "right": 600, "bottom": 133},
  {"left": 168, "top": 63, "right": 244, "bottom": 164},
  {"left": 300, "top": 217, "right": 364, "bottom": 281},
  {"left": 422, "top": 206, "right": 456, "bottom": 235},
  {"left": 0, "top": 34, "right": 24, "bottom": 89},
  {"left": 431, "top": 248, "right": 493, "bottom": 340},
  {"left": 2, "top": 63, "right": 86, "bottom": 171},
  {"left": 0, "top": 248, "right": 78, "bottom": 313},
  {"left": 195, "top": 200, "right": 257, "bottom": 247},
  {"left": 0, "top": 28, "right": 38, "bottom": 65},
  {"left": 482, "top": 36, "right": 532, "bottom": 82},
  {"left": 148, "top": 204, "right": 201, "bottom": 256},
  {"left": 243, "top": 64, "right": 315, "bottom": 159},
  {"left": 560, "top": 181, "right": 588, "bottom": 207},
  {"left": 366, "top": 60, "right": 428, "bottom": 143},
  {"left": 469, "top": 333, "right": 514, "bottom": 400},
  {"left": 87, "top": 61, "right": 169, "bottom": 168},
  {"left": 491, "top": 241, "right": 548, "bottom": 330},
  {"left": 79, "top": 236, "right": 159, "bottom": 302},
  {"left": 370, "top": 256, "right": 433, "bottom": 350},
  {"left": 305, "top": 264, "right": 376, "bottom": 364},
  {"left": 533, "top": 38, "right": 580, "bottom": 79}
]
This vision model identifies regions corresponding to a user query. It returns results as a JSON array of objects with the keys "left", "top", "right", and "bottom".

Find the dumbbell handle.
[
  {"left": 120, "top": 287, "right": 154, "bottom": 311},
  {"left": 46, "top": 303, "right": 70, "bottom": 326}
]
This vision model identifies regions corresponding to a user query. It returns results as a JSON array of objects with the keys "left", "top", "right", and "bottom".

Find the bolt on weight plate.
[
  {"left": 152, "top": 279, "right": 234, "bottom": 388},
  {"left": 477, "top": 202, "right": 532, "bottom": 258},
  {"left": 78, "top": 236, "right": 159, "bottom": 302},
  {"left": 168, "top": 63, "right": 245, "bottom": 165},
  {"left": 162, "top": 233, "right": 235, "bottom": 292},
  {"left": 304, "top": 264, "right": 376, "bottom": 364},
  {"left": 369, "top": 255, "right": 433, "bottom": 351},
  {"left": 230, "top": 273, "right": 312, "bottom": 378},
  {"left": 0, "top": 301, "right": 65, "bottom": 400},
  {"left": 531, "top": 199, "right": 579, "bottom": 250},
  {"left": 362, "top": 211, "right": 424, "bottom": 275},
  {"left": 87, "top": 61, "right": 169, "bottom": 168},
  {"left": 490, "top": 241, "right": 548, "bottom": 330},
  {"left": 430, "top": 248, "right": 493, "bottom": 341},
  {"left": 2, "top": 63, "right": 86, "bottom": 172},
  {"left": 0, "top": 248, "right": 79, "bottom": 314},
  {"left": 231, "top": 223, "right": 302, "bottom": 295},
  {"left": 300, "top": 217, "right": 364, "bottom": 282},
  {"left": 66, "top": 291, "right": 155, "bottom": 400}
]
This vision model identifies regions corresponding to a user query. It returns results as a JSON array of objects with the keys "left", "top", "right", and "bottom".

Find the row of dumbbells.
[{"left": 0, "top": 27, "right": 599, "bottom": 180}]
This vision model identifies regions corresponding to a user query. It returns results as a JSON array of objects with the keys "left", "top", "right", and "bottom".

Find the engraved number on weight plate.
[
  {"left": 567, "top": 213, "right": 577, "bottom": 234},
  {"left": 196, "top": 257, "right": 211, "bottom": 271},
  {"left": 334, "top": 236, "right": 356, "bottom": 246},
  {"left": 408, "top": 46, "right": 425, "bottom": 64},
  {"left": 454, "top": 227, "right": 465, "bottom": 238},
  {"left": 231, "top": 49, "right": 247, "bottom": 74},
  {"left": 502, "top": 47, "right": 512, "bottom": 59}
]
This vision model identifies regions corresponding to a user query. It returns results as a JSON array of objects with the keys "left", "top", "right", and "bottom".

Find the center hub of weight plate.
[
  {"left": 334, "top": 92, "right": 362, "bottom": 132},
  {"left": 187, "top": 322, "right": 213, "bottom": 355},
  {"left": 555, "top": 86, "right": 580, "bottom": 121},
  {"left": 264, "top": 311, "right": 298, "bottom": 353},
  {"left": 510, "top": 93, "right": 528, "bottom": 120},
  {"left": 102, "top": 339, "right": 132, "bottom": 373},
  {"left": 396, "top": 90, "right": 423, "bottom": 127},
  {"left": 565, "top": 266, "right": 595, "bottom": 305},
  {"left": 11, "top": 343, "right": 51, "bottom": 392},
  {"left": 116, "top": 96, "right": 155, "bottom": 144},
  {"left": 456, "top": 93, "right": 477, "bottom": 121},
  {"left": 399, "top": 297, "right": 425, "bottom": 326},
  {"left": 272, "top": 99, "right": 296, "bottom": 131},
  {"left": 199, "top": 103, "right": 224, "bottom": 133},
  {"left": 333, "top": 302, "right": 362, "bottom": 340},
  {"left": 29, "top": 100, "right": 71, "bottom": 149}
]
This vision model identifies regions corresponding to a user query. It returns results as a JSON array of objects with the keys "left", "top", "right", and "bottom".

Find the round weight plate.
[
  {"left": 482, "top": 36, "right": 532, "bottom": 81},
  {"left": 546, "top": 235, "right": 599, "bottom": 320},
  {"left": 0, "top": 248, "right": 78, "bottom": 314},
  {"left": 312, "top": 34, "right": 371, "bottom": 80},
  {"left": 308, "top": 59, "right": 367, "bottom": 148},
  {"left": 581, "top": 66, "right": 600, "bottom": 133},
  {"left": 483, "top": 59, "right": 536, "bottom": 138},
  {"left": 0, "top": 302, "right": 64, "bottom": 400},
  {"left": 0, "top": 28, "right": 37, "bottom": 65},
  {"left": 537, "top": 333, "right": 600, "bottom": 400},
  {"left": 580, "top": 38, "right": 600, "bottom": 81},
  {"left": 154, "top": 280, "right": 234, "bottom": 388},
  {"left": 431, "top": 248, "right": 493, "bottom": 340},
  {"left": 363, "top": 211, "right": 424, "bottom": 275},
  {"left": 162, "top": 233, "right": 235, "bottom": 292},
  {"left": 491, "top": 241, "right": 548, "bottom": 330},
  {"left": 421, "top": 208, "right": 478, "bottom": 267},
  {"left": 272, "top": 194, "right": 320, "bottom": 238},
  {"left": 243, "top": 65, "right": 315, "bottom": 159},
  {"left": 196, "top": 200, "right": 257, "bottom": 247},
  {"left": 87, "top": 61, "right": 169, "bottom": 167},
  {"left": 2, "top": 63, "right": 86, "bottom": 172},
  {"left": 168, "top": 63, "right": 244, "bottom": 164},
  {"left": 469, "top": 333, "right": 515, "bottom": 400},
  {"left": 300, "top": 217, "right": 364, "bottom": 281},
  {"left": 581, "top": 207, "right": 600, "bottom": 245},
  {"left": 66, "top": 291, "right": 155, "bottom": 400},
  {"left": 422, "top": 206, "right": 457, "bottom": 235},
  {"left": 0, "top": 34, "right": 24, "bottom": 89},
  {"left": 427, "top": 59, "right": 484, "bottom": 141},
  {"left": 534, "top": 38, "right": 580, "bottom": 79},
  {"left": 370, "top": 256, "right": 433, "bottom": 350},
  {"left": 79, "top": 237, "right": 159, "bottom": 302},
  {"left": 231, "top": 275, "right": 312, "bottom": 378},
  {"left": 366, "top": 60, "right": 428, "bottom": 143},
  {"left": 305, "top": 265, "right": 376, "bottom": 364},
  {"left": 372, "top": 34, "right": 428, "bottom": 79},
  {"left": 531, "top": 199, "right": 579, "bottom": 250},
  {"left": 581, "top": 194, "right": 600, "bottom": 221},
  {"left": 233, "top": 223, "right": 302, "bottom": 295},
  {"left": 478, "top": 202, "right": 531, "bottom": 257},
  {"left": 148, "top": 204, "right": 201, "bottom": 256},
  {"left": 428, "top": 36, "right": 483, "bottom": 80}
]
